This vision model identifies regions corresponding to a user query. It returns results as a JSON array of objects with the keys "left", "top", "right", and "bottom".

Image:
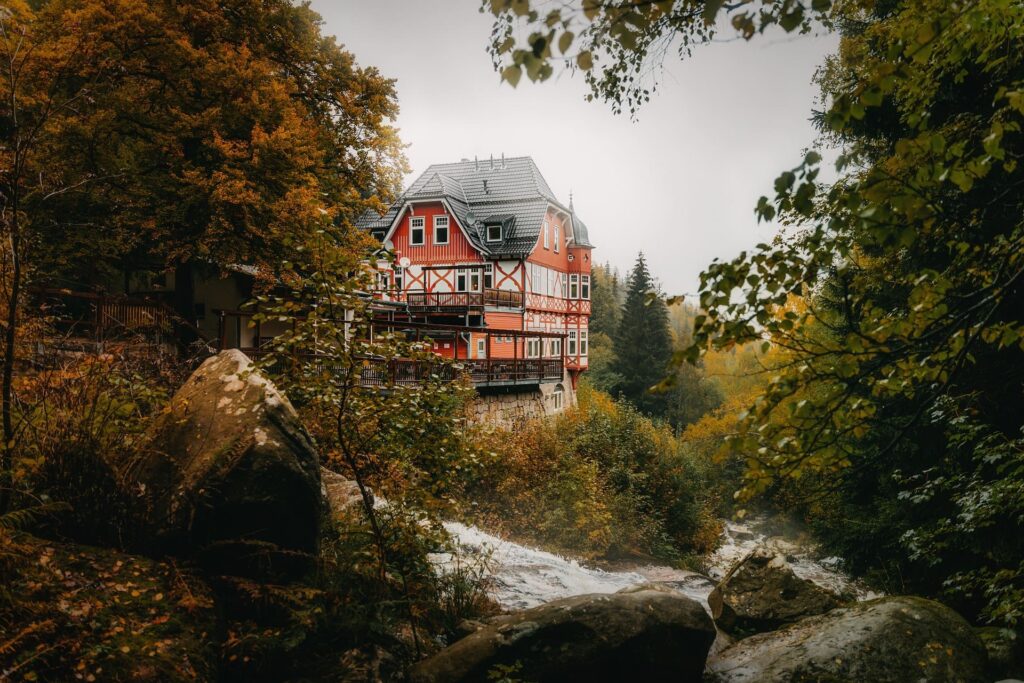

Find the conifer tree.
[{"left": 612, "top": 253, "right": 672, "bottom": 416}]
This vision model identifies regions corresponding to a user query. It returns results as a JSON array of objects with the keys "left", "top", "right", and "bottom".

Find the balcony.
[
  {"left": 406, "top": 288, "right": 523, "bottom": 313},
  {"left": 238, "top": 349, "right": 561, "bottom": 388}
]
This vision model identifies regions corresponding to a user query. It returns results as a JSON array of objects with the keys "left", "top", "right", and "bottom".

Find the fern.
[{"left": 0, "top": 501, "right": 71, "bottom": 532}]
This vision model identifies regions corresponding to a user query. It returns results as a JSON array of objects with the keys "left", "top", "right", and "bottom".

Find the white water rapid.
[{"left": 440, "top": 518, "right": 879, "bottom": 612}]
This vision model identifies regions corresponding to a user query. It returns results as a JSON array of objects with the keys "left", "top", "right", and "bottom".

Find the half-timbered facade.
[{"left": 356, "top": 156, "right": 594, "bottom": 392}]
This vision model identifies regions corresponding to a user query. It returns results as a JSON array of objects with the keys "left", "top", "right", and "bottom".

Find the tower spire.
[{"left": 569, "top": 189, "right": 575, "bottom": 212}]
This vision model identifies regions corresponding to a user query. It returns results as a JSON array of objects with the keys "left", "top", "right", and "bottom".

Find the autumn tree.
[{"left": 0, "top": 0, "right": 406, "bottom": 505}]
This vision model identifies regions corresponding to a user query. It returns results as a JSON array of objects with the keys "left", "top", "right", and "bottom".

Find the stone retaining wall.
[{"left": 468, "top": 372, "right": 576, "bottom": 428}]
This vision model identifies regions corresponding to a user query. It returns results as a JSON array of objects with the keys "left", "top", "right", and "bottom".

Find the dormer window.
[
  {"left": 410, "top": 216, "right": 425, "bottom": 246},
  {"left": 487, "top": 223, "right": 502, "bottom": 242},
  {"left": 434, "top": 215, "right": 449, "bottom": 245}
]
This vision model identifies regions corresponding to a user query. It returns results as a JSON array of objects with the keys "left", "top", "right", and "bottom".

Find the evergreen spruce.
[{"left": 612, "top": 253, "right": 673, "bottom": 416}]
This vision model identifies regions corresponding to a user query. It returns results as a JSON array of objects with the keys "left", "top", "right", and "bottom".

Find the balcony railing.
[
  {"left": 483, "top": 288, "right": 524, "bottom": 308},
  {"left": 238, "top": 349, "right": 561, "bottom": 388},
  {"left": 406, "top": 288, "right": 523, "bottom": 312}
]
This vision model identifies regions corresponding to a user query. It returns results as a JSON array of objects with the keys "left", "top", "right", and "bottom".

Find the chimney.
[
  {"left": 490, "top": 153, "right": 494, "bottom": 170},
  {"left": 501, "top": 152, "right": 506, "bottom": 168},
  {"left": 475, "top": 155, "right": 479, "bottom": 171}
]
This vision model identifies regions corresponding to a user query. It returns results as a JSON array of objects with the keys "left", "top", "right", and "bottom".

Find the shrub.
[{"left": 461, "top": 383, "right": 721, "bottom": 563}]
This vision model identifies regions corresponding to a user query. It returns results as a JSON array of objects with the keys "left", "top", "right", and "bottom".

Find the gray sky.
[{"left": 313, "top": 1, "right": 838, "bottom": 295}]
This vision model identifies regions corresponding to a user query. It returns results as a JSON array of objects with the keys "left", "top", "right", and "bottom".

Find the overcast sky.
[{"left": 313, "top": 1, "right": 838, "bottom": 295}]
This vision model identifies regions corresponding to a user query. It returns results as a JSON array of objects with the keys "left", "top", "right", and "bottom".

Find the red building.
[{"left": 356, "top": 156, "right": 594, "bottom": 392}]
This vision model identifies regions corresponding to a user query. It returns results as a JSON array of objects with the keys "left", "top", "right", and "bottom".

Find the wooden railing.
[
  {"left": 464, "top": 358, "right": 563, "bottom": 385},
  {"left": 406, "top": 288, "right": 523, "bottom": 311},
  {"left": 238, "top": 349, "right": 561, "bottom": 388},
  {"left": 483, "top": 288, "right": 524, "bottom": 308}
]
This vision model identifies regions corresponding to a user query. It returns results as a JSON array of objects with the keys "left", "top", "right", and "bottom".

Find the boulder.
[
  {"left": 411, "top": 589, "right": 715, "bottom": 682},
  {"left": 705, "top": 596, "right": 989, "bottom": 683},
  {"left": 322, "top": 467, "right": 366, "bottom": 519},
  {"left": 708, "top": 548, "right": 841, "bottom": 634},
  {"left": 125, "top": 350, "right": 322, "bottom": 572}
]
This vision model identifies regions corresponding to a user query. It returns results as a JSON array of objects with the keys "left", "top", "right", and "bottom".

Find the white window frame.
[
  {"left": 551, "top": 338, "right": 562, "bottom": 356},
  {"left": 580, "top": 329, "right": 589, "bottom": 356},
  {"left": 487, "top": 223, "right": 502, "bottom": 242},
  {"left": 553, "top": 225, "right": 560, "bottom": 253},
  {"left": 393, "top": 266, "right": 403, "bottom": 292},
  {"left": 543, "top": 220, "right": 550, "bottom": 250},
  {"left": 469, "top": 270, "right": 481, "bottom": 292},
  {"left": 552, "top": 387, "right": 563, "bottom": 411},
  {"left": 433, "top": 215, "right": 450, "bottom": 245},
  {"left": 526, "top": 338, "right": 540, "bottom": 358},
  {"left": 476, "top": 338, "right": 486, "bottom": 359},
  {"left": 581, "top": 275, "right": 591, "bottom": 300},
  {"left": 456, "top": 268, "right": 467, "bottom": 292},
  {"left": 568, "top": 329, "right": 577, "bottom": 356},
  {"left": 409, "top": 216, "right": 425, "bottom": 246},
  {"left": 569, "top": 274, "right": 579, "bottom": 299},
  {"left": 484, "top": 263, "right": 493, "bottom": 289}
]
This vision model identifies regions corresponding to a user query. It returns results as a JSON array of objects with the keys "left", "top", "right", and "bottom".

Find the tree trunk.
[
  {"left": 173, "top": 260, "right": 198, "bottom": 349},
  {"left": 0, "top": 216, "right": 20, "bottom": 514}
]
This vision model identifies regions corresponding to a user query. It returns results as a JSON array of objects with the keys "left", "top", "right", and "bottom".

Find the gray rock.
[
  {"left": 411, "top": 589, "right": 716, "bottom": 682},
  {"left": 125, "top": 350, "right": 322, "bottom": 574},
  {"left": 708, "top": 548, "right": 841, "bottom": 635},
  {"left": 705, "top": 596, "right": 989, "bottom": 682},
  {"left": 322, "top": 467, "right": 366, "bottom": 518}
]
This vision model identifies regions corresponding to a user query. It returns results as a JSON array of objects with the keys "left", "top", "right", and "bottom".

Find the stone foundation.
[{"left": 467, "top": 372, "right": 576, "bottom": 429}]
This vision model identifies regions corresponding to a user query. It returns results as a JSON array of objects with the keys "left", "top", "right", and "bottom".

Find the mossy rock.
[
  {"left": 705, "top": 596, "right": 988, "bottom": 683},
  {"left": 125, "top": 350, "right": 323, "bottom": 577}
]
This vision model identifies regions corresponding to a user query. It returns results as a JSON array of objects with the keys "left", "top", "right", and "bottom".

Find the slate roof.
[{"left": 355, "top": 157, "right": 594, "bottom": 257}]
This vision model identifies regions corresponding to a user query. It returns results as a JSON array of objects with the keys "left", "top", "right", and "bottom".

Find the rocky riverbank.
[{"left": 5, "top": 351, "right": 1021, "bottom": 682}]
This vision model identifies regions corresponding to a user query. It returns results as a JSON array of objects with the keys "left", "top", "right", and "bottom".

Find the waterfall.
[{"left": 438, "top": 518, "right": 878, "bottom": 612}]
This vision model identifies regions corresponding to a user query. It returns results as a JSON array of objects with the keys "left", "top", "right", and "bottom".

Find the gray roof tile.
[{"left": 355, "top": 157, "right": 593, "bottom": 257}]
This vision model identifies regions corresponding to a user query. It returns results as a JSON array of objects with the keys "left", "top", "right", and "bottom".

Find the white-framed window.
[
  {"left": 470, "top": 270, "right": 481, "bottom": 292},
  {"left": 434, "top": 215, "right": 449, "bottom": 245},
  {"left": 543, "top": 220, "right": 550, "bottom": 249},
  {"left": 580, "top": 329, "right": 589, "bottom": 356},
  {"left": 393, "top": 266, "right": 404, "bottom": 292},
  {"left": 569, "top": 274, "right": 579, "bottom": 299},
  {"left": 484, "top": 263, "right": 493, "bottom": 289},
  {"left": 476, "top": 338, "right": 486, "bottom": 359},
  {"left": 581, "top": 275, "right": 591, "bottom": 300},
  {"left": 526, "top": 338, "right": 541, "bottom": 358},
  {"left": 530, "top": 263, "right": 543, "bottom": 294},
  {"left": 554, "top": 225, "right": 560, "bottom": 253},
  {"left": 456, "top": 267, "right": 467, "bottom": 292},
  {"left": 552, "top": 385, "right": 564, "bottom": 411},
  {"left": 547, "top": 268, "right": 556, "bottom": 297},
  {"left": 568, "top": 329, "right": 577, "bottom": 356},
  {"left": 487, "top": 223, "right": 502, "bottom": 242},
  {"left": 551, "top": 338, "right": 562, "bottom": 356},
  {"left": 561, "top": 276, "right": 567, "bottom": 299},
  {"left": 410, "top": 216, "right": 425, "bottom": 245}
]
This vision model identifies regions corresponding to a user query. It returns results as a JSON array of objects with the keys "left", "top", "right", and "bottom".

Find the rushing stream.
[{"left": 440, "top": 518, "right": 879, "bottom": 612}]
